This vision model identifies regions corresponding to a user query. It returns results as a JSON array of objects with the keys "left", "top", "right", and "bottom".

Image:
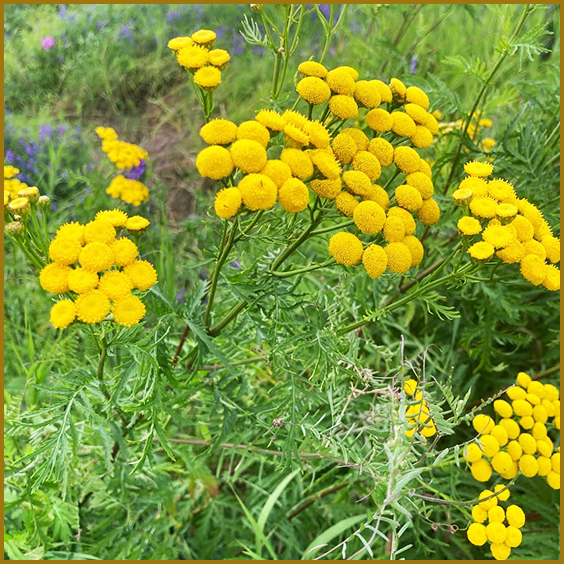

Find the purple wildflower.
[
  {"left": 176, "top": 288, "right": 186, "bottom": 303},
  {"left": 51, "top": 202, "right": 59, "bottom": 211},
  {"left": 167, "top": 10, "right": 181, "bottom": 24},
  {"left": 119, "top": 24, "right": 133, "bottom": 40},
  {"left": 230, "top": 260, "right": 241, "bottom": 269},
  {"left": 410, "top": 55, "right": 418, "bottom": 75},
  {"left": 39, "top": 125, "right": 54, "bottom": 141},
  {"left": 57, "top": 124, "right": 67, "bottom": 135},
  {"left": 5, "top": 149, "right": 14, "bottom": 163},
  {"left": 124, "top": 159, "right": 146, "bottom": 180},
  {"left": 41, "top": 36, "right": 56, "bottom": 51}
]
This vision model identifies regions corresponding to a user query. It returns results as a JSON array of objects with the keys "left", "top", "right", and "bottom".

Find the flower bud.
[
  {"left": 18, "top": 186, "right": 40, "bottom": 204},
  {"left": 4, "top": 221, "right": 25, "bottom": 238},
  {"left": 250, "top": 4, "right": 263, "bottom": 12},
  {"left": 8, "top": 197, "right": 30, "bottom": 218},
  {"left": 37, "top": 195, "right": 52, "bottom": 210},
  {"left": 452, "top": 188, "right": 473, "bottom": 207}
]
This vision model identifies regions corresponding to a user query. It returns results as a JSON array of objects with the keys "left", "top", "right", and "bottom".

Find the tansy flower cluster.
[
  {"left": 194, "top": 62, "right": 441, "bottom": 279},
  {"left": 464, "top": 371, "right": 560, "bottom": 490},
  {"left": 454, "top": 161, "right": 559, "bottom": 291},
  {"left": 438, "top": 110, "right": 496, "bottom": 153},
  {"left": 39, "top": 210, "right": 156, "bottom": 329},
  {"left": 466, "top": 485, "right": 526, "bottom": 560},
  {"left": 95, "top": 127, "right": 150, "bottom": 206},
  {"left": 168, "top": 29, "right": 230, "bottom": 91},
  {"left": 403, "top": 378, "right": 437, "bottom": 438}
]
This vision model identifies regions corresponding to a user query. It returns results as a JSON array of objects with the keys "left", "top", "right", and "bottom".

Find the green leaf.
[{"left": 301, "top": 514, "right": 366, "bottom": 559}]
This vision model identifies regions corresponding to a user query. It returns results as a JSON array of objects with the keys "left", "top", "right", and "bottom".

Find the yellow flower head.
[
  {"left": 237, "top": 173, "right": 277, "bottom": 211},
  {"left": 68, "top": 267, "right": 99, "bottom": 294},
  {"left": 284, "top": 123, "right": 310, "bottom": 148},
  {"left": 404, "top": 103, "right": 428, "bottom": 124},
  {"left": 4, "top": 165, "right": 20, "bottom": 179},
  {"left": 230, "top": 139, "right": 268, "bottom": 173},
  {"left": 383, "top": 216, "right": 405, "bottom": 243},
  {"left": 278, "top": 178, "right": 309, "bottom": 213},
  {"left": 196, "top": 146, "right": 234, "bottom": 179},
  {"left": 334, "top": 65, "right": 359, "bottom": 80},
  {"left": 496, "top": 203, "right": 518, "bottom": 220},
  {"left": 410, "top": 125, "right": 433, "bottom": 148},
  {"left": 542, "top": 264, "right": 560, "bottom": 291},
  {"left": 335, "top": 191, "right": 359, "bottom": 217},
  {"left": 469, "top": 197, "right": 498, "bottom": 219},
  {"left": 395, "top": 185, "right": 423, "bottom": 211},
  {"left": 405, "top": 86, "right": 430, "bottom": 109},
  {"left": 280, "top": 148, "right": 313, "bottom": 180},
  {"left": 366, "top": 108, "right": 393, "bottom": 133},
  {"left": 237, "top": 120, "right": 270, "bottom": 148},
  {"left": 332, "top": 132, "right": 358, "bottom": 164},
  {"left": 328, "top": 95, "right": 358, "bottom": 120},
  {"left": 352, "top": 151, "right": 381, "bottom": 181},
  {"left": 506, "top": 505, "right": 526, "bottom": 528},
  {"left": 282, "top": 109, "right": 309, "bottom": 128},
  {"left": 310, "top": 150, "right": 341, "bottom": 180},
  {"left": 329, "top": 232, "right": 364, "bottom": 266},
  {"left": 194, "top": 66, "right": 222, "bottom": 90},
  {"left": 296, "top": 76, "right": 331, "bottom": 105},
  {"left": 123, "top": 260, "right": 158, "bottom": 291},
  {"left": 389, "top": 77, "right": 406, "bottom": 100},
  {"left": 403, "top": 235, "right": 424, "bottom": 266},
  {"left": 340, "top": 128, "right": 369, "bottom": 151},
  {"left": 17, "top": 186, "right": 40, "bottom": 204},
  {"left": 541, "top": 235, "right": 560, "bottom": 264},
  {"left": 388, "top": 206, "right": 416, "bottom": 235},
  {"left": 95, "top": 209, "right": 128, "bottom": 227},
  {"left": 362, "top": 244, "right": 388, "bottom": 278},
  {"left": 468, "top": 241, "right": 495, "bottom": 261},
  {"left": 7, "top": 197, "right": 30, "bottom": 215},
  {"left": 191, "top": 29, "right": 216, "bottom": 46},
  {"left": 343, "top": 170, "right": 372, "bottom": 197},
  {"left": 391, "top": 112, "right": 417, "bottom": 138},
  {"left": 39, "top": 263, "right": 72, "bottom": 294},
  {"left": 353, "top": 201, "right": 386, "bottom": 234},
  {"left": 50, "top": 300, "right": 77, "bottom": 329},
  {"left": 464, "top": 161, "right": 494, "bottom": 178},
  {"left": 84, "top": 220, "right": 117, "bottom": 245},
  {"left": 326, "top": 68, "right": 356, "bottom": 95},
  {"left": 384, "top": 242, "right": 412, "bottom": 274},
  {"left": 99, "top": 270, "right": 134, "bottom": 301},
  {"left": 125, "top": 216, "right": 150, "bottom": 232},
  {"left": 113, "top": 295, "right": 147, "bottom": 327},
  {"left": 487, "top": 179, "right": 516, "bottom": 201},
  {"left": 482, "top": 224, "right": 515, "bottom": 249},
  {"left": 467, "top": 523, "right": 487, "bottom": 547},
  {"left": 200, "top": 119, "right": 238, "bottom": 145},
  {"left": 304, "top": 120, "right": 331, "bottom": 149},
  {"left": 406, "top": 172, "right": 433, "bottom": 199},
  {"left": 260, "top": 160, "right": 292, "bottom": 189},
  {"left": 255, "top": 109, "right": 286, "bottom": 132},
  {"left": 459, "top": 176, "right": 488, "bottom": 198},
  {"left": 167, "top": 36, "right": 193, "bottom": 51},
  {"left": 177, "top": 45, "right": 209, "bottom": 70},
  {"left": 208, "top": 48, "right": 231, "bottom": 68},
  {"left": 75, "top": 289, "right": 111, "bottom": 324},
  {"left": 370, "top": 79, "right": 392, "bottom": 103},
  {"left": 111, "top": 238, "right": 139, "bottom": 267},
  {"left": 79, "top": 242, "right": 115, "bottom": 272},
  {"left": 368, "top": 138, "right": 394, "bottom": 167},
  {"left": 520, "top": 254, "right": 547, "bottom": 286},
  {"left": 49, "top": 238, "right": 82, "bottom": 266},
  {"left": 297, "top": 60, "right": 328, "bottom": 78},
  {"left": 417, "top": 198, "right": 440, "bottom": 225},
  {"left": 310, "top": 178, "right": 342, "bottom": 200},
  {"left": 393, "top": 146, "right": 421, "bottom": 174},
  {"left": 353, "top": 80, "right": 381, "bottom": 108}
]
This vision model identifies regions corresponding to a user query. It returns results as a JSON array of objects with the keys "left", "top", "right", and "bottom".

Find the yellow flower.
[
  {"left": 453, "top": 188, "right": 473, "bottom": 206},
  {"left": 490, "top": 543, "right": 511, "bottom": 561},
  {"left": 403, "top": 236, "right": 424, "bottom": 266},
  {"left": 496, "top": 203, "right": 518, "bottom": 220},
  {"left": 494, "top": 483, "right": 510, "bottom": 502},
  {"left": 405, "top": 86, "right": 430, "bottom": 109},
  {"left": 95, "top": 209, "right": 128, "bottom": 227},
  {"left": 191, "top": 29, "right": 216, "bottom": 45},
  {"left": 335, "top": 191, "right": 359, "bottom": 217},
  {"left": 464, "top": 161, "right": 494, "bottom": 178},
  {"left": 518, "top": 433, "right": 537, "bottom": 455},
  {"left": 177, "top": 45, "right": 209, "bottom": 70},
  {"left": 17, "top": 186, "right": 40, "bottom": 204},
  {"left": 111, "top": 238, "right": 139, "bottom": 267},
  {"left": 200, "top": 118, "right": 238, "bottom": 145},
  {"left": 255, "top": 109, "right": 286, "bottom": 132},
  {"left": 384, "top": 242, "right": 412, "bottom": 274},
  {"left": 79, "top": 243, "right": 115, "bottom": 272},
  {"left": 310, "top": 178, "right": 342, "bottom": 200},
  {"left": 486, "top": 522, "right": 507, "bottom": 544},
  {"left": 478, "top": 434, "right": 500, "bottom": 457},
  {"left": 458, "top": 216, "right": 482, "bottom": 236},
  {"left": 68, "top": 268, "right": 99, "bottom": 294},
  {"left": 343, "top": 170, "right": 372, "bottom": 197},
  {"left": 383, "top": 216, "right": 405, "bottom": 243},
  {"left": 472, "top": 413, "right": 494, "bottom": 434},
  {"left": 547, "top": 470, "right": 560, "bottom": 489},
  {"left": 260, "top": 160, "right": 292, "bottom": 189},
  {"left": 468, "top": 241, "right": 495, "bottom": 260},
  {"left": 404, "top": 103, "right": 428, "bottom": 124},
  {"left": 477, "top": 489, "right": 498, "bottom": 511},
  {"left": 95, "top": 126, "right": 118, "bottom": 142},
  {"left": 505, "top": 527, "right": 522, "bottom": 548},
  {"left": 541, "top": 235, "right": 560, "bottom": 263},
  {"left": 370, "top": 79, "right": 392, "bottom": 102},
  {"left": 194, "top": 65, "right": 222, "bottom": 90},
  {"left": 493, "top": 399, "right": 513, "bottom": 418},
  {"left": 389, "top": 77, "right": 406, "bottom": 100},
  {"left": 125, "top": 216, "right": 150, "bottom": 232},
  {"left": 99, "top": 270, "right": 134, "bottom": 301},
  {"left": 388, "top": 206, "right": 416, "bottom": 235},
  {"left": 305, "top": 120, "right": 331, "bottom": 149},
  {"left": 366, "top": 108, "right": 393, "bottom": 132},
  {"left": 297, "top": 60, "right": 328, "bottom": 78},
  {"left": 393, "top": 146, "right": 421, "bottom": 174},
  {"left": 488, "top": 506, "right": 505, "bottom": 523},
  {"left": 482, "top": 137, "right": 496, "bottom": 152},
  {"left": 237, "top": 120, "right": 270, "bottom": 148},
  {"left": 353, "top": 201, "right": 386, "bottom": 234},
  {"left": 4, "top": 165, "right": 20, "bottom": 179},
  {"left": 362, "top": 244, "right": 388, "bottom": 278},
  {"left": 551, "top": 452, "right": 560, "bottom": 473},
  {"left": 75, "top": 290, "right": 111, "bottom": 324},
  {"left": 39, "top": 263, "right": 72, "bottom": 294},
  {"left": 168, "top": 36, "right": 194, "bottom": 51},
  {"left": 506, "top": 505, "right": 526, "bottom": 528},
  {"left": 196, "top": 146, "right": 234, "bottom": 179},
  {"left": 309, "top": 149, "right": 340, "bottom": 179},
  {"left": 417, "top": 198, "right": 440, "bottom": 225},
  {"left": 368, "top": 138, "right": 394, "bottom": 167},
  {"left": 510, "top": 217, "right": 535, "bottom": 244},
  {"left": 334, "top": 65, "right": 359, "bottom": 80},
  {"left": 424, "top": 112, "right": 439, "bottom": 135},
  {"left": 352, "top": 151, "right": 381, "bottom": 181},
  {"left": 492, "top": 451, "right": 513, "bottom": 473},
  {"left": 328, "top": 232, "right": 364, "bottom": 266},
  {"left": 459, "top": 176, "right": 488, "bottom": 198},
  {"left": 231, "top": 139, "right": 268, "bottom": 173},
  {"left": 84, "top": 220, "right": 117, "bottom": 246},
  {"left": 487, "top": 179, "right": 516, "bottom": 201},
  {"left": 467, "top": 523, "right": 487, "bottom": 547},
  {"left": 208, "top": 48, "right": 230, "bottom": 68},
  {"left": 280, "top": 148, "right": 313, "bottom": 179},
  {"left": 50, "top": 300, "right": 77, "bottom": 329},
  {"left": 124, "top": 260, "right": 158, "bottom": 291},
  {"left": 296, "top": 76, "right": 331, "bottom": 105},
  {"left": 237, "top": 173, "right": 277, "bottom": 211},
  {"left": 391, "top": 112, "right": 416, "bottom": 138},
  {"left": 332, "top": 132, "right": 358, "bottom": 164},
  {"left": 282, "top": 110, "right": 308, "bottom": 128},
  {"left": 328, "top": 95, "right": 358, "bottom": 119},
  {"left": 520, "top": 415, "right": 534, "bottom": 429},
  {"left": 340, "top": 128, "right": 369, "bottom": 151},
  {"left": 469, "top": 197, "right": 498, "bottom": 219},
  {"left": 471, "top": 459, "right": 492, "bottom": 482},
  {"left": 464, "top": 443, "right": 483, "bottom": 463},
  {"left": 49, "top": 238, "right": 82, "bottom": 266},
  {"left": 482, "top": 224, "right": 515, "bottom": 249},
  {"left": 278, "top": 178, "right": 309, "bottom": 213},
  {"left": 411, "top": 125, "right": 433, "bottom": 148},
  {"left": 353, "top": 80, "right": 381, "bottom": 108},
  {"left": 112, "top": 295, "right": 147, "bottom": 327},
  {"left": 471, "top": 505, "right": 488, "bottom": 524},
  {"left": 395, "top": 185, "right": 423, "bottom": 211},
  {"left": 520, "top": 254, "right": 547, "bottom": 286},
  {"left": 326, "top": 68, "right": 356, "bottom": 95},
  {"left": 7, "top": 197, "right": 30, "bottom": 215},
  {"left": 532, "top": 421, "right": 548, "bottom": 440},
  {"left": 542, "top": 264, "right": 560, "bottom": 291}
]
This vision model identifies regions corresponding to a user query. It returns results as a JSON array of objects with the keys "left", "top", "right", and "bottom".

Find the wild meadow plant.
[{"left": 4, "top": 4, "right": 559, "bottom": 560}]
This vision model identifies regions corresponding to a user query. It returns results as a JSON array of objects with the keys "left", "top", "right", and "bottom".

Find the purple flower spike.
[{"left": 410, "top": 55, "right": 418, "bottom": 75}]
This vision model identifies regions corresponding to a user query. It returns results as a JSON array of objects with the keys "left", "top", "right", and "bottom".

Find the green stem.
[
  {"left": 270, "top": 220, "right": 319, "bottom": 272},
  {"left": 318, "top": 5, "right": 335, "bottom": 64},
  {"left": 14, "top": 237, "right": 44, "bottom": 269},
  {"left": 442, "top": 3, "right": 533, "bottom": 194},
  {"left": 271, "top": 259, "right": 335, "bottom": 278},
  {"left": 311, "top": 219, "right": 355, "bottom": 236},
  {"left": 209, "top": 300, "right": 248, "bottom": 337}
]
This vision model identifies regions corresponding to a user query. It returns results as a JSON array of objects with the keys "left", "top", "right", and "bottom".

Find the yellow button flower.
[
  {"left": 506, "top": 505, "right": 525, "bottom": 528},
  {"left": 362, "top": 244, "right": 388, "bottom": 279},
  {"left": 486, "top": 521, "right": 507, "bottom": 544},
  {"left": 471, "top": 459, "right": 492, "bottom": 482},
  {"left": 50, "top": 300, "right": 77, "bottom": 329},
  {"left": 328, "top": 232, "right": 363, "bottom": 266},
  {"left": 353, "top": 201, "right": 386, "bottom": 234},
  {"left": 467, "top": 523, "right": 487, "bottom": 546},
  {"left": 278, "top": 178, "right": 309, "bottom": 213}
]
